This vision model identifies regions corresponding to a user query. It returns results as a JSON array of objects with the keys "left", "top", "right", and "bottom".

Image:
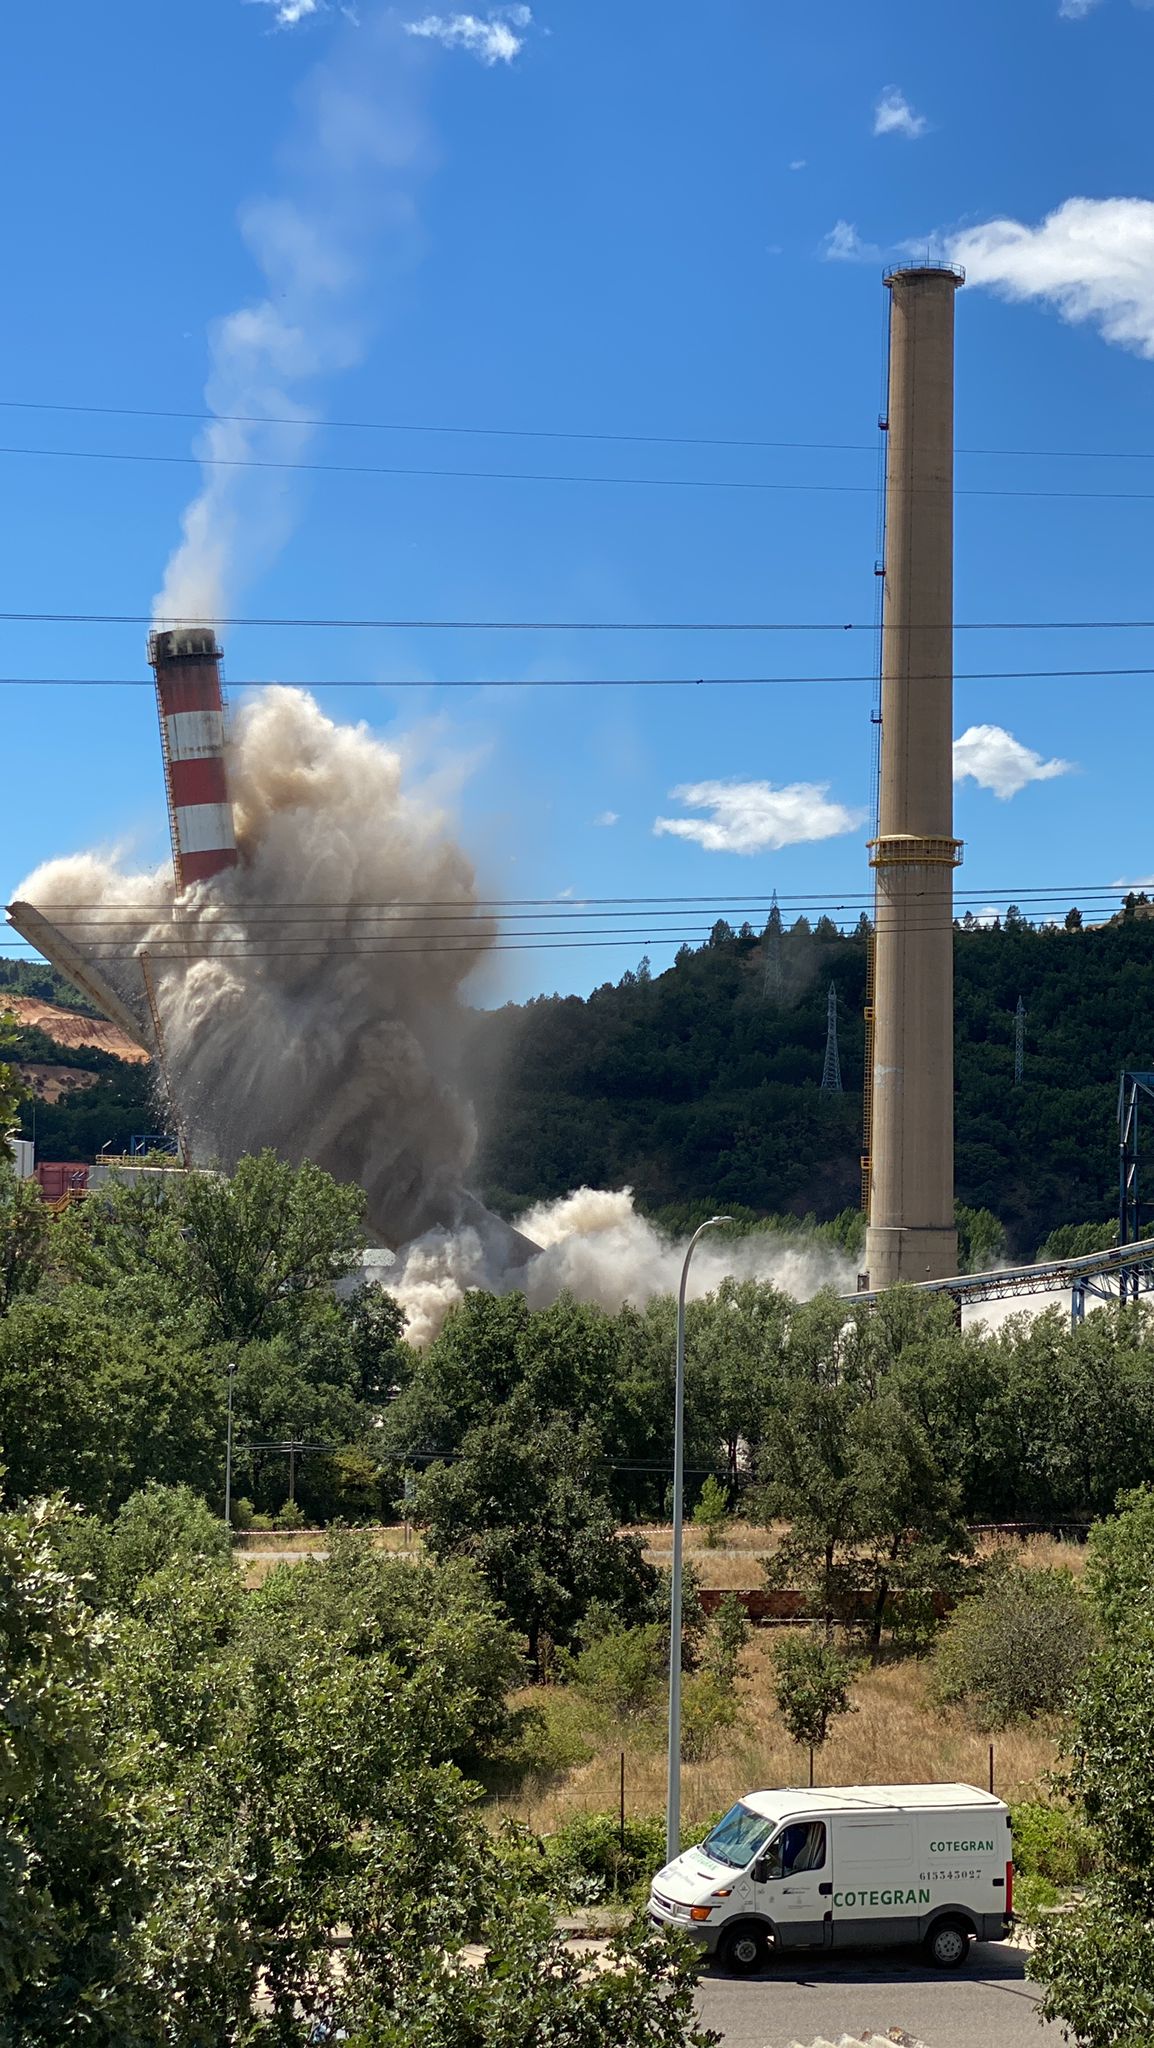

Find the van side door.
[
  {"left": 829, "top": 1818, "right": 919, "bottom": 1949},
  {"left": 753, "top": 1820, "right": 832, "bottom": 1949}
]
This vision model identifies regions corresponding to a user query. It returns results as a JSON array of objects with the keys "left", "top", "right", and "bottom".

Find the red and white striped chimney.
[{"left": 148, "top": 627, "right": 239, "bottom": 890}]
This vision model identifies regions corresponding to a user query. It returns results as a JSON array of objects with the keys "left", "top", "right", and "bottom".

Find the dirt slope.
[{"left": 2, "top": 996, "right": 149, "bottom": 1063}]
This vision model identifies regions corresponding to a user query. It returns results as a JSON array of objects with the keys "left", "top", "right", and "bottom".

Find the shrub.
[
  {"left": 931, "top": 1561, "right": 1095, "bottom": 1728},
  {"left": 702, "top": 1593, "right": 750, "bottom": 1690},
  {"left": 275, "top": 1500, "right": 307, "bottom": 1532},
  {"left": 567, "top": 1623, "right": 665, "bottom": 1718},
  {"left": 542, "top": 1812, "right": 668, "bottom": 1905},
  {"left": 499, "top": 1694, "right": 596, "bottom": 1782},
  {"left": 1011, "top": 1800, "right": 1098, "bottom": 1887},
  {"left": 680, "top": 1671, "right": 739, "bottom": 1761},
  {"left": 1014, "top": 1871, "right": 1060, "bottom": 1923},
  {"left": 645, "top": 1563, "right": 708, "bottom": 1671},
  {"left": 230, "top": 1496, "right": 255, "bottom": 1532}
]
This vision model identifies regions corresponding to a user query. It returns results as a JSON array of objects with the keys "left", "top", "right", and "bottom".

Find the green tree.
[
  {"left": 773, "top": 1634, "right": 856, "bottom": 1773},
  {"left": 692, "top": 1474, "right": 730, "bottom": 1548},
  {"left": 2, "top": 1493, "right": 717, "bottom": 2048},
  {"left": 64, "top": 1149, "right": 365, "bottom": 1345},
  {"left": 412, "top": 1398, "right": 656, "bottom": 1670},
  {"left": 702, "top": 1591, "right": 750, "bottom": 1691},
  {"left": 0, "top": 1291, "right": 223, "bottom": 1512},
  {"left": 0, "top": 1156, "right": 49, "bottom": 1313},
  {"left": 54, "top": 1481, "right": 231, "bottom": 1608},
  {"left": 1030, "top": 1503, "right": 1154, "bottom": 2044},
  {"left": 1085, "top": 1483, "right": 1154, "bottom": 1637},
  {"left": 0, "top": 1497, "right": 172, "bottom": 2045},
  {"left": 0, "top": 1007, "right": 26, "bottom": 1141},
  {"left": 955, "top": 1202, "right": 1006, "bottom": 1274},
  {"left": 760, "top": 1313, "right": 972, "bottom": 1653}
]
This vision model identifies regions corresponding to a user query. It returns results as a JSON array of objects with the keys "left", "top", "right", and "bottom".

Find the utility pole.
[
  {"left": 223, "top": 1361, "right": 237, "bottom": 1528},
  {"left": 821, "top": 982, "right": 843, "bottom": 1093},
  {"left": 666, "top": 1216, "right": 732, "bottom": 1867}
]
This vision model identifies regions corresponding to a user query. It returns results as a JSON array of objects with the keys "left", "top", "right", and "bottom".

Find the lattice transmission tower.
[
  {"left": 821, "top": 981, "right": 843, "bottom": 1093},
  {"left": 762, "top": 891, "right": 785, "bottom": 1002}
]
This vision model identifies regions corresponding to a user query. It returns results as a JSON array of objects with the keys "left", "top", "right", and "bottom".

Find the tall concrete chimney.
[
  {"left": 148, "top": 627, "right": 239, "bottom": 891},
  {"left": 864, "top": 264, "right": 964, "bottom": 1288}
]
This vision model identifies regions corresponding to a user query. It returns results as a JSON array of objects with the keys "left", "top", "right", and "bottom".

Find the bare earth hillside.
[{"left": 3, "top": 996, "right": 148, "bottom": 1063}]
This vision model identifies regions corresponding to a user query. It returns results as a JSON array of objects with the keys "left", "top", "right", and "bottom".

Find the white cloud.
[
  {"left": 789, "top": 159, "right": 807, "bottom": 172},
  {"left": 873, "top": 86, "right": 928, "bottom": 140},
  {"left": 404, "top": 6, "right": 531, "bottom": 63},
  {"left": 952, "top": 725, "right": 1072, "bottom": 800},
  {"left": 653, "top": 780, "right": 865, "bottom": 856},
  {"left": 1060, "top": 1, "right": 1154, "bottom": 17},
  {"left": 247, "top": 0, "right": 324, "bottom": 23},
  {"left": 593, "top": 810, "right": 619, "bottom": 827},
  {"left": 951, "top": 197, "right": 1154, "bottom": 358},
  {"left": 822, "top": 219, "right": 882, "bottom": 264}
]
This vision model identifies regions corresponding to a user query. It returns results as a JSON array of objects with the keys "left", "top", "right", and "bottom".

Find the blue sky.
[{"left": 6, "top": 0, "right": 1154, "bottom": 998}]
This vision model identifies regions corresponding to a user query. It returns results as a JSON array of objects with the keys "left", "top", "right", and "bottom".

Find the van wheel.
[
  {"left": 720, "top": 1924, "right": 771, "bottom": 1976},
  {"left": 925, "top": 1918, "right": 971, "bottom": 1970}
]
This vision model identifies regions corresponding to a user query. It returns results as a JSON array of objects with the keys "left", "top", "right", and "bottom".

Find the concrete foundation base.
[{"left": 865, "top": 1224, "right": 959, "bottom": 1290}]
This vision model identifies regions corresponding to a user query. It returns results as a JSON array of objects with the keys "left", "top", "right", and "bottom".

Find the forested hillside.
[
  {"left": 8, "top": 912, "right": 1154, "bottom": 1255},
  {"left": 471, "top": 908, "right": 1154, "bottom": 1257}
]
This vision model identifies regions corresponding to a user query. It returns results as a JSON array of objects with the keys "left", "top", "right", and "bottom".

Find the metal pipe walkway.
[{"left": 848, "top": 1234, "right": 1154, "bottom": 1327}]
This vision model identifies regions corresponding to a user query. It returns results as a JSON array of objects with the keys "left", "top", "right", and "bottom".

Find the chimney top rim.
[{"left": 884, "top": 261, "right": 965, "bottom": 290}]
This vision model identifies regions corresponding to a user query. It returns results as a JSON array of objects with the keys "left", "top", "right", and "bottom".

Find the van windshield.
[{"left": 701, "top": 1803, "right": 772, "bottom": 1870}]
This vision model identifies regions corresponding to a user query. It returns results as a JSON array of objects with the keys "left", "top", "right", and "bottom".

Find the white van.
[{"left": 648, "top": 1783, "right": 1012, "bottom": 1975}]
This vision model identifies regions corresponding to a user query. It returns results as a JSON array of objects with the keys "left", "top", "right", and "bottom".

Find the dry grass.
[
  {"left": 639, "top": 1522, "right": 1089, "bottom": 1590},
  {"left": 972, "top": 1530, "right": 1087, "bottom": 1575},
  {"left": 494, "top": 1630, "right": 1060, "bottom": 1836}
]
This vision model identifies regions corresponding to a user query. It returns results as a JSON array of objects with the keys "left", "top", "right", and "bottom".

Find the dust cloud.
[
  {"left": 16, "top": 689, "right": 852, "bottom": 1343},
  {"left": 17, "top": 688, "right": 492, "bottom": 1251},
  {"left": 390, "top": 1186, "right": 854, "bottom": 1347}
]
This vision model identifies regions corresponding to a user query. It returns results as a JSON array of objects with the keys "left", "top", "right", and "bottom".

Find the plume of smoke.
[
  {"left": 154, "top": 14, "right": 430, "bottom": 623},
  {"left": 390, "top": 1185, "right": 855, "bottom": 1346},
  {"left": 17, "top": 688, "right": 494, "bottom": 1248}
]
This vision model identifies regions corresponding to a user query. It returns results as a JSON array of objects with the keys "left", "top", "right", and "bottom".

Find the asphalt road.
[{"left": 695, "top": 1940, "right": 1063, "bottom": 2048}]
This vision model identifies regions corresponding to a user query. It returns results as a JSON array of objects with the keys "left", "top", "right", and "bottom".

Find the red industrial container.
[{"left": 34, "top": 1161, "right": 90, "bottom": 1203}]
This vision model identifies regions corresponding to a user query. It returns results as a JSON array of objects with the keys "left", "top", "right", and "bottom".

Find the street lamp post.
[
  {"left": 666, "top": 1216, "right": 732, "bottom": 1866},
  {"left": 224, "top": 1361, "right": 238, "bottom": 1529}
]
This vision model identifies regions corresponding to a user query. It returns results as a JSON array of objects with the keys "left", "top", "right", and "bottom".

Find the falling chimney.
[
  {"left": 864, "top": 264, "right": 964, "bottom": 1288},
  {"left": 148, "top": 627, "right": 239, "bottom": 890}
]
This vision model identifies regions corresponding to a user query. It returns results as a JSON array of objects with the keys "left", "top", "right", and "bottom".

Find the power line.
[
  {"left": 7, "top": 394, "right": 1154, "bottom": 466},
  {"left": 7, "top": 610, "right": 1154, "bottom": 632},
  {"left": 13, "top": 438, "right": 1154, "bottom": 505},
  {"left": 0, "top": 663, "right": 1153, "bottom": 688},
  {"left": 11, "top": 884, "right": 1130, "bottom": 911}
]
